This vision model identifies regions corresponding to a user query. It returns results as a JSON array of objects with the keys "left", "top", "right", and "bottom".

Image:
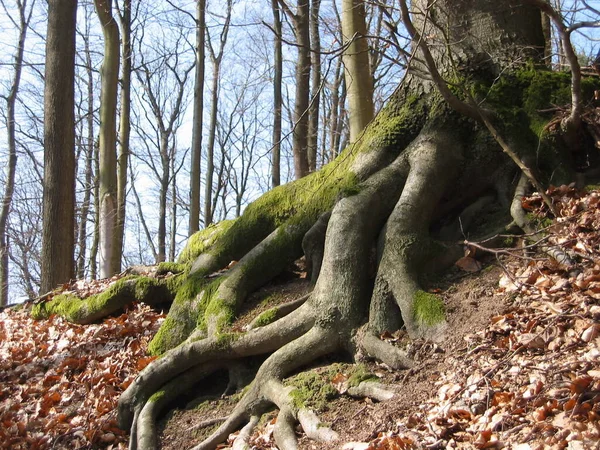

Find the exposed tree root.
[
  {"left": 231, "top": 415, "right": 259, "bottom": 450},
  {"left": 510, "top": 173, "right": 574, "bottom": 266},
  {"left": 245, "top": 293, "right": 310, "bottom": 331},
  {"left": 347, "top": 381, "right": 395, "bottom": 402}
]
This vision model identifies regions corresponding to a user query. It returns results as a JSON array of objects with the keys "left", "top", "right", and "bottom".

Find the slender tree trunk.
[
  {"left": 170, "top": 153, "right": 177, "bottom": 262},
  {"left": 204, "top": 62, "right": 219, "bottom": 227},
  {"left": 307, "top": 0, "right": 321, "bottom": 172},
  {"left": 271, "top": 0, "right": 283, "bottom": 188},
  {"left": 41, "top": 0, "right": 78, "bottom": 293},
  {"left": 116, "top": 0, "right": 132, "bottom": 273},
  {"left": 291, "top": 0, "right": 311, "bottom": 179},
  {"left": 189, "top": 0, "right": 206, "bottom": 235},
  {"left": 0, "top": 0, "right": 32, "bottom": 305},
  {"left": 341, "top": 0, "right": 374, "bottom": 142},
  {"left": 90, "top": 140, "right": 100, "bottom": 279},
  {"left": 203, "top": 0, "right": 231, "bottom": 227},
  {"left": 76, "top": 25, "right": 95, "bottom": 279},
  {"left": 157, "top": 133, "right": 169, "bottom": 263},
  {"left": 94, "top": 0, "right": 121, "bottom": 279}
]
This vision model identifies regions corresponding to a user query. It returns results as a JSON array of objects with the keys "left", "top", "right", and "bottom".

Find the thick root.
[
  {"left": 347, "top": 381, "right": 395, "bottom": 402},
  {"left": 371, "top": 128, "right": 462, "bottom": 339},
  {"left": 119, "top": 302, "right": 315, "bottom": 432},
  {"left": 359, "top": 331, "right": 412, "bottom": 370}
]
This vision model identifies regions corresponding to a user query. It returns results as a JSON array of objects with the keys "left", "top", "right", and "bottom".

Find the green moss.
[
  {"left": 148, "top": 273, "right": 210, "bottom": 355},
  {"left": 347, "top": 364, "right": 379, "bottom": 387},
  {"left": 215, "top": 332, "right": 240, "bottom": 348},
  {"left": 148, "top": 390, "right": 166, "bottom": 403},
  {"left": 178, "top": 220, "right": 236, "bottom": 265},
  {"left": 286, "top": 371, "right": 338, "bottom": 412},
  {"left": 413, "top": 290, "right": 445, "bottom": 327},
  {"left": 156, "top": 262, "right": 186, "bottom": 275},
  {"left": 253, "top": 308, "right": 278, "bottom": 328}
]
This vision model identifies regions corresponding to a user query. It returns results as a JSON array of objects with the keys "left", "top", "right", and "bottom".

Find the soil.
[{"left": 158, "top": 257, "right": 510, "bottom": 450}]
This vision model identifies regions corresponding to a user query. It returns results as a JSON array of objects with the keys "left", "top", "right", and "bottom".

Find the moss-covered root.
[
  {"left": 119, "top": 302, "right": 315, "bottom": 439},
  {"left": 370, "top": 128, "right": 461, "bottom": 339},
  {"left": 246, "top": 294, "right": 310, "bottom": 331},
  {"left": 31, "top": 275, "right": 181, "bottom": 324},
  {"left": 193, "top": 326, "right": 340, "bottom": 450}
]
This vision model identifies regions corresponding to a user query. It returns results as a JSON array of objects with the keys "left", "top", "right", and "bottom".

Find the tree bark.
[
  {"left": 94, "top": 0, "right": 121, "bottom": 279},
  {"left": 41, "top": 0, "right": 78, "bottom": 293},
  {"left": 307, "top": 0, "right": 321, "bottom": 172}
]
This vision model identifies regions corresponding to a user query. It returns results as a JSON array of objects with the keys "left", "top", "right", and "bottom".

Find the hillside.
[{"left": 1, "top": 185, "right": 599, "bottom": 450}]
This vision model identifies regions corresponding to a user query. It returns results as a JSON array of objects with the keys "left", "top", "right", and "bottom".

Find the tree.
[
  {"left": 341, "top": 0, "right": 374, "bottom": 142},
  {"left": 94, "top": 0, "right": 121, "bottom": 279},
  {"left": 40, "top": 0, "right": 77, "bottom": 294},
  {"left": 33, "top": 1, "right": 600, "bottom": 449},
  {"left": 0, "top": 0, "right": 35, "bottom": 305},
  {"left": 270, "top": 0, "right": 283, "bottom": 187},
  {"left": 279, "top": 0, "right": 311, "bottom": 179},
  {"left": 203, "top": 0, "right": 232, "bottom": 227},
  {"left": 115, "top": 0, "right": 132, "bottom": 274},
  {"left": 188, "top": 0, "right": 206, "bottom": 235}
]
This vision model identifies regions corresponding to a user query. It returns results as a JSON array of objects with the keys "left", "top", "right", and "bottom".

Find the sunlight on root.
[
  {"left": 347, "top": 381, "right": 395, "bottom": 402},
  {"left": 298, "top": 408, "right": 339, "bottom": 442},
  {"left": 231, "top": 415, "right": 260, "bottom": 450}
]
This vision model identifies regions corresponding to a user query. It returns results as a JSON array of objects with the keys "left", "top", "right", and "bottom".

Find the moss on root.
[
  {"left": 253, "top": 308, "right": 278, "bottom": 328},
  {"left": 178, "top": 220, "right": 236, "bottom": 265},
  {"left": 31, "top": 275, "right": 182, "bottom": 324},
  {"left": 413, "top": 290, "right": 445, "bottom": 327},
  {"left": 286, "top": 371, "right": 339, "bottom": 412}
]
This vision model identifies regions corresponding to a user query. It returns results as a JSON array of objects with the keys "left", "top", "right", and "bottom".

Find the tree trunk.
[
  {"left": 76, "top": 19, "right": 95, "bottom": 279},
  {"left": 203, "top": 0, "right": 232, "bottom": 227},
  {"left": 270, "top": 0, "right": 283, "bottom": 188},
  {"left": 94, "top": 0, "right": 121, "bottom": 279},
  {"left": 189, "top": 0, "right": 206, "bottom": 235},
  {"left": 307, "top": 0, "right": 321, "bottom": 172},
  {"left": 116, "top": 0, "right": 132, "bottom": 274},
  {"left": 291, "top": 0, "right": 311, "bottom": 179},
  {"left": 40, "top": 0, "right": 77, "bottom": 293},
  {"left": 341, "top": 0, "right": 374, "bottom": 142}
]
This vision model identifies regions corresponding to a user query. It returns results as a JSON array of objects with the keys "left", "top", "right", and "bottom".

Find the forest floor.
[{"left": 1, "top": 185, "right": 599, "bottom": 450}]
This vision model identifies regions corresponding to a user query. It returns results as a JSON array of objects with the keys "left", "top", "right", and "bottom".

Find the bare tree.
[{"left": 0, "top": 0, "right": 36, "bottom": 305}]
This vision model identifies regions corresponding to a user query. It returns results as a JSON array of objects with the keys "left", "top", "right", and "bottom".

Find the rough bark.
[{"left": 41, "top": 0, "right": 77, "bottom": 293}]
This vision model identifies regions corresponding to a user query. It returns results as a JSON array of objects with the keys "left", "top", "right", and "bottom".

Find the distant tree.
[
  {"left": 307, "top": 0, "right": 321, "bottom": 172},
  {"left": 188, "top": 0, "right": 206, "bottom": 235},
  {"left": 115, "top": 0, "right": 132, "bottom": 273},
  {"left": 203, "top": 0, "right": 233, "bottom": 226},
  {"left": 94, "top": 0, "right": 121, "bottom": 279},
  {"left": 40, "top": 0, "right": 77, "bottom": 293},
  {"left": 0, "top": 0, "right": 35, "bottom": 305},
  {"left": 270, "top": 0, "right": 283, "bottom": 188}
]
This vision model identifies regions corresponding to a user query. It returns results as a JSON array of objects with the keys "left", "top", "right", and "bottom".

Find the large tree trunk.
[
  {"left": 40, "top": 0, "right": 77, "bottom": 294},
  {"left": 35, "top": 2, "right": 598, "bottom": 449}
]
